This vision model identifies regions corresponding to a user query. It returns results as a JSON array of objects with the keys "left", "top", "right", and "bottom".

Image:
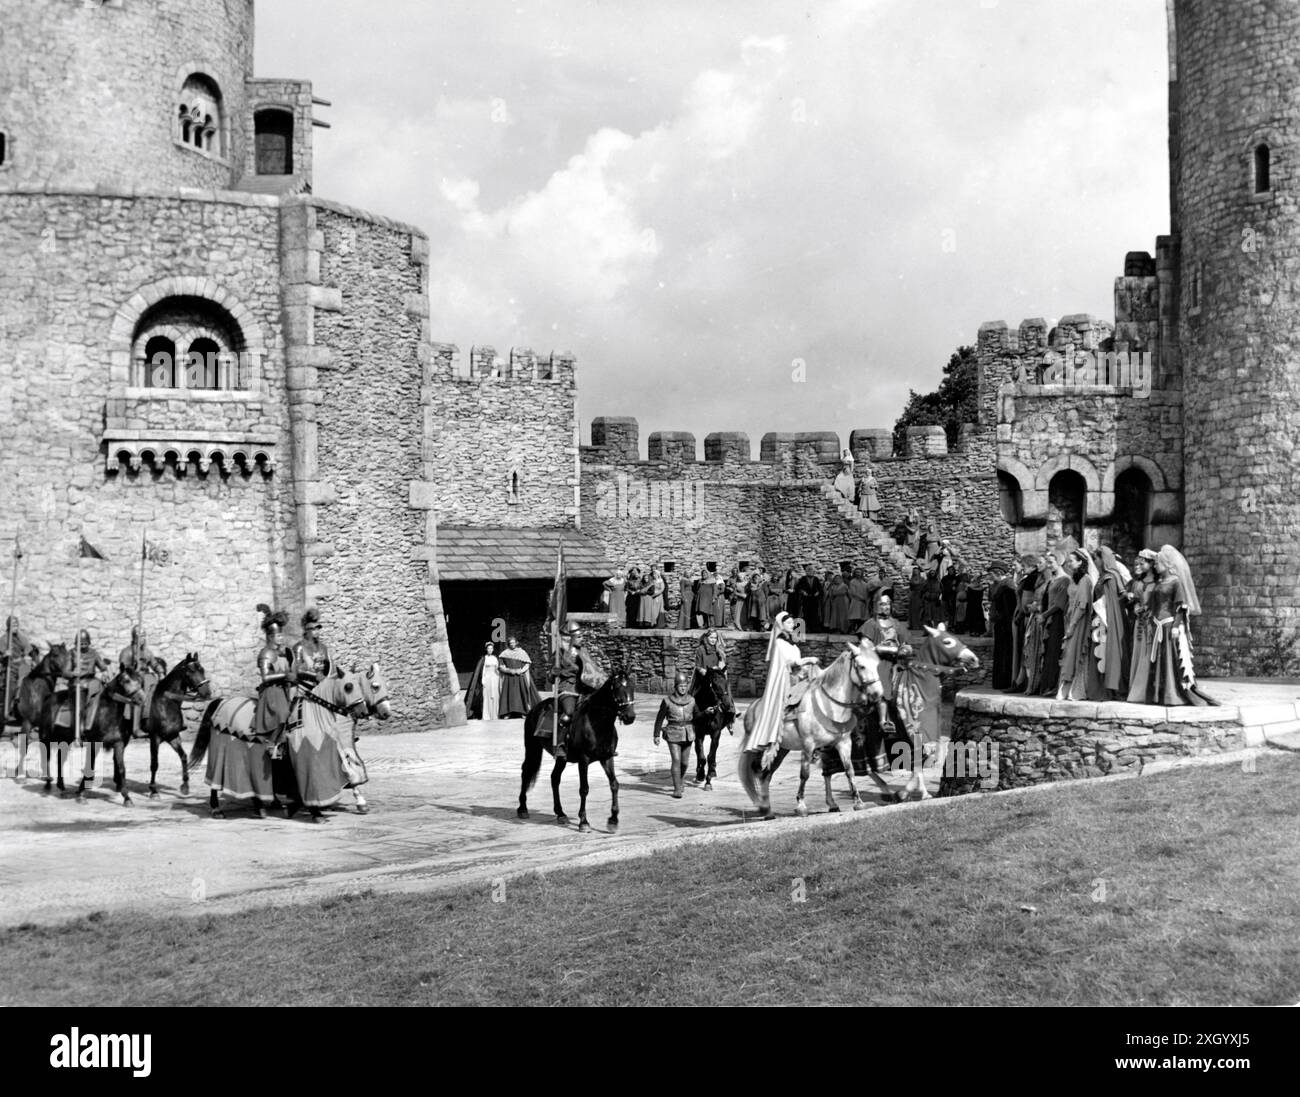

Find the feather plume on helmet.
[{"left": 256, "top": 603, "right": 288, "bottom": 633}]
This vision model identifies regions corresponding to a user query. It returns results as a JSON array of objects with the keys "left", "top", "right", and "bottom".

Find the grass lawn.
[{"left": 4, "top": 753, "right": 1297, "bottom": 1007}]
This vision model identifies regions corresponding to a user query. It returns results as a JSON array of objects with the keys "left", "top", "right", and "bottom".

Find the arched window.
[
  {"left": 1254, "top": 143, "right": 1271, "bottom": 193},
  {"left": 1048, "top": 470, "right": 1086, "bottom": 546},
  {"left": 1112, "top": 468, "right": 1154, "bottom": 560},
  {"left": 254, "top": 108, "right": 294, "bottom": 175},
  {"left": 143, "top": 335, "right": 177, "bottom": 389},
  {"left": 178, "top": 74, "right": 223, "bottom": 158},
  {"left": 997, "top": 470, "right": 1024, "bottom": 526},
  {"left": 132, "top": 297, "right": 244, "bottom": 392},
  {"left": 186, "top": 337, "right": 220, "bottom": 389}
]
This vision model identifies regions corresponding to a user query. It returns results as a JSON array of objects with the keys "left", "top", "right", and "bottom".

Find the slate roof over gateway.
[{"left": 436, "top": 527, "right": 616, "bottom": 581}]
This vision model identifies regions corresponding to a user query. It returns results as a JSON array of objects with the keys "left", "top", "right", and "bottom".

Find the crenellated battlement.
[
  {"left": 428, "top": 342, "right": 576, "bottom": 384},
  {"left": 586, "top": 417, "right": 986, "bottom": 464},
  {"left": 977, "top": 313, "right": 1117, "bottom": 356}
]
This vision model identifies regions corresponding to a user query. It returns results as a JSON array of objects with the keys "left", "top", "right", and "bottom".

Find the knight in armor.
[
  {"left": 66, "top": 629, "right": 109, "bottom": 730},
  {"left": 2, "top": 614, "right": 36, "bottom": 724},
  {"left": 254, "top": 603, "right": 300, "bottom": 810},
  {"left": 858, "top": 593, "right": 910, "bottom": 740},
  {"left": 551, "top": 621, "right": 604, "bottom": 761},
  {"left": 653, "top": 671, "right": 697, "bottom": 798},
  {"left": 292, "top": 607, "right": 333, "bottom": 688},
  {"left": 118, "top": 626, "right": 166, "bottom": 737}
]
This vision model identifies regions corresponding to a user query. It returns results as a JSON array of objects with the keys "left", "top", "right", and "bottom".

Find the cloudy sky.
[{"left": 256, "top": 0, "right": 1170, "bottom": 455}]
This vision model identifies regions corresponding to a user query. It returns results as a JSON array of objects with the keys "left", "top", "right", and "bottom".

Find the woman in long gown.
[
  {"left": 677, "top": 569, "right": 696, "bottom": 630},
  {"left": 463, "top": 642, "right": 501, "bottom": 720},
  {"left": 637, "top": 567, "right": 665, "bottom": 627},
  {"left": 625, "top": 567, "right": 643, "bottom": 628},
  {"left": 1148, "top": 546, "right": 1216, "bottom": 706},
  {"left": 1094, "top": 546, "right": 1133, "bottom": 699},
  {"left": 1057, "top": 548, "right": 1105, "bottom": 701},
  {"left": 745, "top": 567, "right": 770, "bottom": 631},
  {"left": 847, "top": 567, "right": 872, "bottom": 632},
  {"left": 740, "top": 612, "right": 820, "bottom": 768},
  {"left": 1124, "top": 550, "right": 1159, "bottom": 704},
  {"left": 498, "top": 637, "right": 539, "bottom": 717},
  {"left": 859, "top": 465, "right": 881, "bottom": 519},
  {"left": 603, "top": 571, "right": 627, "bottom": 622},
  {"left": 907, "top": 565, "right": 925, "bottom": 630},
  {"left": 824, "top": 570, "right": 851, "bottom": 634}
]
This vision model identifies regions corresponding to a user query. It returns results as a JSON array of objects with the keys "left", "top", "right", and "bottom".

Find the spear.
[{"left": 3, "top": 533, "right": 20, "bottom": 736}]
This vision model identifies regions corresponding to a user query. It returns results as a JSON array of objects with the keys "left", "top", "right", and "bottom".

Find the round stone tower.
[
  {"left": 1171, "top": 0, "right": 1300, "bottom": 675},
  {"left": 0, "top": 0, "right": 255, "bottom": 191}
]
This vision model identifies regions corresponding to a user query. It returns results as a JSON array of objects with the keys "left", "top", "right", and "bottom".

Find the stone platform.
[{"left": 942, "top": 679, "right": 1300, "bottom": 796}]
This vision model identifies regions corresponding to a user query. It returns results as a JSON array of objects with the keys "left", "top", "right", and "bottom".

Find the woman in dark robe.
[
  {"left": 637, "top": 567, "right": 665, "bottom": 628},
  {"left": 1095, "top": 546, "right": 1132, "bottom": 699},
  {"left": 847, "top": 567, "right": 872, "bottom": 632},
  {"left": 794, "top": 565, "right": 823, "bottom": 633},
  {"left": 1008, "top": 560, "right": 1038, "bottom": 693},
  {"left": 820, "top": 570, "right": 837, "bottom": 632},
  {"left": 1124, "top": 550, "right": 1159, "bottom": 704},
  {"left": 824, "top": 569, "right": 851, "bottom": 634},
  {"left": 625, "top": 567, "right": 643, "bottom": 628},
  {"left": 922, "top": 566, "right": 944, "bottom": 629},
  {"left": 784, "top": 569, "right": 800, "bottom": 618},
  {"left": 765, "top": 568, "right": 786, "bottom": 623},
  {"left": 987, "top": 565, "right": 1016, "bottom": 689},
  {"left": 677, "top": 567, "right": 696, "bottom": 630},
  {"left": 1036, "top": 554, "right": 1069, "bottom": 696},
  {"left": 745, "top": 566, "right": 770, "bottom": 631},
  {"left": 907, "top": 565, "right": 925, "bottom": 631},
  {"left": 498, "top": 637, "right": 539, "bottom": 718}
]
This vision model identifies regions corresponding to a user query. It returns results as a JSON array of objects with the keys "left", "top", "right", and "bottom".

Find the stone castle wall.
[
  {"left": 309, "top": 203, "right": 463, "bottom": 729},
  {"left": 0, "top": 188, "right": 299, "bottom": 692},
  {"left": 0, "top": 0, "right": 255, "bottom": 191},
  {"left": 427, "top": 344, "right": 579, "bottom": 528},
  {"left": 579, "top": 413, "right": 1016, "bottom": 584},
  {"left": 1173, "top": 0, "right": 1300, "bottom": 675}
]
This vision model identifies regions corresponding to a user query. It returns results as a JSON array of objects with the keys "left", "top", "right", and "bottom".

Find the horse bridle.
[
  {"left": 161, "top": 660, "right": 211, "bottom": 703},
  {"left": 818, "top": 653, "right": 881, "bottom": 711}
]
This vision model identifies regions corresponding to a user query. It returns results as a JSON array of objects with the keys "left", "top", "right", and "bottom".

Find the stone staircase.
[{"left": 817, "top": 482, "right": 915, "bottom": 574}]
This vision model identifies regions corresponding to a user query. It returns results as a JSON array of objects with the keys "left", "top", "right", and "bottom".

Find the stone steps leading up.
[{"left": 817, "top": 483, "right": 915, "bottom": 573}]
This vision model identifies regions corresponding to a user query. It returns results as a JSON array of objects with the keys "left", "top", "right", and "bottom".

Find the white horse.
[{"left": 738, "top": 643, "right": 884, "bottom": 819}]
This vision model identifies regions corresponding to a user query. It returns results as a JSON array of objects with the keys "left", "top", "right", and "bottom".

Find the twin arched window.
[
  {"left": 133, "top": 297, "right": 247, "bottom": 391},
  {"left": 178, "top": 74, "right": 223, "bottom": 157}
]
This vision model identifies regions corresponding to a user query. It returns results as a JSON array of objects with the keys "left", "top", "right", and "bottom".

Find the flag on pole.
[
  {"left": 545, "top": 539, "right": 567, "bottom": 657},
  {"left": 78, "top": 535, "right": 106, "bottom": 560}
]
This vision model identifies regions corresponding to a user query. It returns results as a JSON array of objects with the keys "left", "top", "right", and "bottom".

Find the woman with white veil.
[
  {"left": 740, "top": 612, "right": 820, "bottom": 768},
  {"left": 1149, "top": 545, "right": 1217, "bottom": 706}
]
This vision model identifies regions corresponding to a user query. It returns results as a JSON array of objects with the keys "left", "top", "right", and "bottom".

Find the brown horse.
[
  {"left": 140, "top": 653, "right": 213, "bottom": 798},
  {"left": 518, "top": 668, "right": 637, "bottom": 833},
  {"left": 12, "top": 644, "right": 69, "bottom": 786},
  {"left": 75, "top": 666, "right": 146, "bottom": 804}
]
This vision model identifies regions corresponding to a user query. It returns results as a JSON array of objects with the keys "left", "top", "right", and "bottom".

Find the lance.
[{"left": 3, "top": 533, "right": 20, "bottom": 734}]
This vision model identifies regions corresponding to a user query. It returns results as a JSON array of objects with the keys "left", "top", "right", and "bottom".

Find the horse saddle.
[
  {"left": 53, "top": 680, "right": 104, "bottom": 731},
  {"left": 211, "top": 696, "right": 262, "bottom": 743}
]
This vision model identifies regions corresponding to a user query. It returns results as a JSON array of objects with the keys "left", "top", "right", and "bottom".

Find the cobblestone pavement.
[{"left": 0, "top": 699, "right": 942, "bottom": 927}]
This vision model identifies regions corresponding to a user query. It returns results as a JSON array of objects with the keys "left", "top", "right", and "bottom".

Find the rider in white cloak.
[{"left": 740, "top": 612, "right": 820, "bottom": 768}]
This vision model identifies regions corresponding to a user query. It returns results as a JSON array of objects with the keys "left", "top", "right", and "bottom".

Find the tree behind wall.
[{"left": 892, "top": 346, "right": 979, "bottom": 454}]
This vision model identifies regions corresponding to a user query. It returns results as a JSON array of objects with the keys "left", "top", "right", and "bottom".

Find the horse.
[
  {"left": 738, "top": 644, "right": 883, "bottom": 819},
  {"left": 339, "top": 662, "right": 392, "bottom": 814},
  {"left": 189, "top": 667, "right": 369, "bottom": 820},
  {"left": 74, "top": 665, "right": 147, "bottom": 804},
  {"left": 11, "top": 644, "right": 68, "bottom": 784},
  {"left": 690, "top": 664, "right": 735, "bottom": 789},
  {"left": 825, "top": 624, "right": 980, "bottom": 805},
  {"left": 140, "top": 653, "right": 214, "bottom": 798},
  {"left": 517, "top": 667, "right": 636, "bottom": 833}
]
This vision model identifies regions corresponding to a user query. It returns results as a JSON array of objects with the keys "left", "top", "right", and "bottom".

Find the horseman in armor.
[
  {"left": 118, "top": 626, "right": 166, "bottom": 737},
  {"left": 2, "top": 614, "right": 35, "bottom": 725},
  {"left": 551, "top": 620, "right": 604, "bottom": 761},
  {"left": 254, "top": 604, "right": 296, "bottom": 736},
  {"left": 66, "top": 629, "right": 110, "bottom": 734},
  {"left": 291, "top": 608, "right": 333, "bottom": 688}
]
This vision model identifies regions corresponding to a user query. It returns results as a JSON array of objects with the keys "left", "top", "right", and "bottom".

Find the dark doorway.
[
  {"left": 997, "top": 470, "right": 1024, "bottom": 526},
  {"left": 1112, "top": 467, "right": 1153, "bottom": 560},
  {"left": 254, "top": 109, "right": 294, "bottom": 175},
  {"left": 1048, "top": 469, "right": 1086, "bottom": 545}
]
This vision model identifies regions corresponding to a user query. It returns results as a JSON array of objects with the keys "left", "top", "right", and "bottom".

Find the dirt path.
[{"left": 0, "top": 700, "right": 939, "bottom": 926}]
